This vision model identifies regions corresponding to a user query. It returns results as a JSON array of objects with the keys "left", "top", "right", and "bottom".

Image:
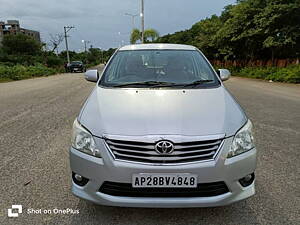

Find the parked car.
[
  {"left": 70, "top": 44, "right": 256, "bottom": 207},
  {"left": 68, "top": 61, "right": 86, "bottom": 73}
]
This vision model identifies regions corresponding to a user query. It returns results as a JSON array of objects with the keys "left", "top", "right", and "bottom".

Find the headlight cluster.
[
  {"left": 72, "top": 119, "right": 101, "bottom": 158},
  {"left": 227, "top": 120, "right": 255, "bottom": 158}
]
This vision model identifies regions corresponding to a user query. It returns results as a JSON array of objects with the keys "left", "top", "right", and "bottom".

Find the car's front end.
[
  {"left": 69, "top": 44, "right": 257, "bottom": 207},
  {"left": 69, "top": 61, "right": 85, "bottom": 73},
  {"left": 70, "top": 126, "right": 256, "bottom": 208}
]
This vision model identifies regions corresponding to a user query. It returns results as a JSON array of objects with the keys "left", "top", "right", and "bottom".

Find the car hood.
[{"left": 79, "top": 86, "right": 247, "bottom": 138}]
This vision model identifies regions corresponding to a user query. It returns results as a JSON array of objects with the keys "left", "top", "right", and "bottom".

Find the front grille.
[
  {"left": 99, "top": 181, "right": 229, "bottom": 197},
  {"left": 105, "top": 138, "right": 222, "bottom": 164}
]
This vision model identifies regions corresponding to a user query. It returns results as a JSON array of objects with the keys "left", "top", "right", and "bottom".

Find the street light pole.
[
  {"left": 81, "top": 40, "right": 91, "bottom": 53},
  {"left": 64, "top": 26, "right": 74, "bottom": 64},
  {"left": 125, "top": 13, "right": 138, "bottom": 30},
  {"left": 118, "top": 32, "right": 123, "bottom": 47},
  {"left": 141, "top": 0, "right": 144, "bottom": 43}
]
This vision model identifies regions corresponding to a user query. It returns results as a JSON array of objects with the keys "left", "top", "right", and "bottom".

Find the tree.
[
  {"left": 87, "top": 48, "right": 102, "bottom": 64},
  {"left": 59, "top": 50, "right": 77, "bottom": 62},
  {"left": 2, "top": 34, "right": 42, "bottom": 56},
  {"left": 214, "top": 0, "right": 263, "bottom": 60},
  {"left": 130, "top": 28, "right": 159, "bottom": 44},
  {"left": 156, "top": 0, "right": 300, "bottom": 60},
  {"left": 256, "top": 1, "right": 300, "bottom": 59},
  {"left": 190, "top": 15, "right": 223, "bottom": 59},
  {"left": 130, "top": 28, "right": 141, "bottom": 44},
  {"left": 144, "top": 29, "right": 159, "bottom": 42},
  {"left": 49, "top": 33, "right": 64, "bottom": 53},
  {"left": 103, "top": 48, "right": 117, "bottom": 62}
]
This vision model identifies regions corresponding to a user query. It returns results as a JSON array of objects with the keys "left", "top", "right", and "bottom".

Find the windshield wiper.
[
  {"left": 180, "top": 79, "right": 214, "bottom": 87},
  {"left": 111, "top": 81, "right": 177, "bottom": 87},
  {"left": 111, "top": 80, "right": 214, "bottom": 88}
]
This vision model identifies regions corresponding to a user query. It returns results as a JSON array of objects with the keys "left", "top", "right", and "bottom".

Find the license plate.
[
  {"left": 132, "top": 173, "right": 197, "bottom": 188},
  {"left": 74, "top": 68, "right": 78, "bottom": 70}
]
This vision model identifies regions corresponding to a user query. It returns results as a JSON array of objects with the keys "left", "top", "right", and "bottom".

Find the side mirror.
[
  {"left": 218, "top": 69, "right": 231, "bottom": 81},
  {"left": 84, "top": 70, "right": 99, "bottom": 82}
]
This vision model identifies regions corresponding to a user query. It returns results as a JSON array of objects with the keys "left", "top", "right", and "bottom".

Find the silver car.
[{"left": 70, "top": 44, "right": 256, "bottom": 207}]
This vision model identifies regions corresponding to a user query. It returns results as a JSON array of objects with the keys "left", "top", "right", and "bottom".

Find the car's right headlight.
[
  {"left": 227, "top": 119, "right": 255, "bottom": 158},
  {"left": 71, "top": 119, "right": 101, "bottom": 158}
]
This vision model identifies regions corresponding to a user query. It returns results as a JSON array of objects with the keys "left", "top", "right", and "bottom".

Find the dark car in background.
[{"left": 67, "top": 61, "right": 86, "bottom": 73}]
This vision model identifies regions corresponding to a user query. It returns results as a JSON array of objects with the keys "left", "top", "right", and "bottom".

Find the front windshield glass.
[
  {"left": 99, "top": 50, "right": 220, "bottom": 88},
  {"left": 71, "top": 61, "right": 82, "bottom": 65}
]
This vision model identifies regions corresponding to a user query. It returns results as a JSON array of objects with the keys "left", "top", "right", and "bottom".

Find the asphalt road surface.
[{"left": 0, "top": 69, "right": 299, "bottom": 225}]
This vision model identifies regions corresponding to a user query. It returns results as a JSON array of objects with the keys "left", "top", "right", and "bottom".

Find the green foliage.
[
  {"left": 2, "top": 34, "right": 42, "bottom": 56},
  {"left": 86, "top": 48, "right": 102, "bottom": 65},
  {"left": 0, "top": 33, "right": 115, "bottom": 82},
  {"left": 144, "top": 29, "right": 159, "bottom": 42},
  {"left": 59, "top": 48, "right": 108, "bottom": 66},
  {"left": 0, "top": 54, "right": 40, "bottom": 66},
  {"left": 102, "top": 48, "right": 116, "bottom": 62},
  {"left": 130, "top": 28, "right": 159, "bottom": 44},
  {"left": 59, "top": 50, "right": 78, "bottom": 61},
  {"left": 232, "top": 65, "right": 300, "bottom": 83},
  {"left": 46, "top": 55, "right": 64, "bottom": 67},
  {"left": 191, "top": 15, "right": 223, "bottom": 59},
  {"left": 130, "top": 29, "right": 142, "bottom": 44},
  {"left": 0, "top": 64, "right": 63, "bottom": 81},
  {"left": 156, "top": 0, "right": 300, "bottom": 60}
]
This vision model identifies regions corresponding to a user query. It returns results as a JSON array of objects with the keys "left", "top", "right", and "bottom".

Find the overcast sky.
[{"left": 0, "top": 0, "right": 235, "bottom": 51}]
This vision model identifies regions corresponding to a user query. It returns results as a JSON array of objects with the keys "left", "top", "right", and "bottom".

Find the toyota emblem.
[{"left": 155, "top": 140, "right": 174, "bottom": 155}]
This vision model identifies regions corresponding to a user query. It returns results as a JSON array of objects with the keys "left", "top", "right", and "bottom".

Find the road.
[{"left": 0, "top": 69, "right": 299, "bottom": 225}]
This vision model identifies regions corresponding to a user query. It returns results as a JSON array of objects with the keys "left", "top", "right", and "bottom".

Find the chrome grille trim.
[
  {"left": 104, "top": 137, "right": 224, "bottom": 165},
  {"left": 106, "top": 140, "right": 154, "bottom": 150},
  {"left": 113, "top": 151, "right": 216, "bottom": 162}
]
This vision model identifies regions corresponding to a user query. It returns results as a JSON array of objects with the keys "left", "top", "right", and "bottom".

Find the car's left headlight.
[
  {"left": 227, "top": 119, "right": 255, "bottom": 158},
  {"left": 71, "top": 119, "right": 101, "bottom": 158}
]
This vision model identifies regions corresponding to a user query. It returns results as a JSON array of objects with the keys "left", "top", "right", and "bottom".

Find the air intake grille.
[
  {"left": 105, "top": 138, "right": 222, "bottom": 164},
  {"left": 99, "top": 181, "right": 229, "bottom": 197}
]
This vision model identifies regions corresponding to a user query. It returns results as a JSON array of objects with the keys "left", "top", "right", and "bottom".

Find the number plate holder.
[{"left": 132, "top": 173, "right": 197, "bottom": 188}]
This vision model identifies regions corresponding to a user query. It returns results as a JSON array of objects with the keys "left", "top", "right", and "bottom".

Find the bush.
[
  {"left": 226, "top": 65, "right": 300, "bottom": 83},
  {"left": 2, "top": 34, "right": 42, "bottom": 56},
  {"left": 46, "top": 55, "right": 64, "bottom": 68},
  {"left": 267, "top": 66, "right": 300, "bottom": 83},
  {"left": 0, "top": 64, "right": 63, "bottom": 81}
]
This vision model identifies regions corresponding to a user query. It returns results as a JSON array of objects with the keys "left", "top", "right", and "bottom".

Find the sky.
[{"left": 0, "top": 0, "right": 235, "bottom": 51}]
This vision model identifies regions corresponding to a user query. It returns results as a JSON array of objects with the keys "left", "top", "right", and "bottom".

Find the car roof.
[{"left": 119, "top": 44, "right": 197, "bottom": 51}]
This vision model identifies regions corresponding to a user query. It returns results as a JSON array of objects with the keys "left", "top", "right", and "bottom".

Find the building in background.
[{"left": 0, "top": 20, "right": 41, "bottom": 46}]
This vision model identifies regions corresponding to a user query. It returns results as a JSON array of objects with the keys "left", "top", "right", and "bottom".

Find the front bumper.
[
  {"left": 70, "top": 67, "right": 84, "bottom": 72},
  {"left": 69, "top": 136, "right": 256, "bottom": 208}
]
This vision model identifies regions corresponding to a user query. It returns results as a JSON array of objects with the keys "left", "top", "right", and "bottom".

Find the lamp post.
[
  {"left": 81, "top": 40, "right": 90, "bottom": 52},
  {"left": 125, "top": 13, "right": 138, "bottom": 30},
  {"left": 140, "top": 0, "right": 144, "bottom": 43}
]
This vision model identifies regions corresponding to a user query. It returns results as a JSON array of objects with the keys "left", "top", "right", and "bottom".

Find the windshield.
[
  {"left": 71, "top": 61, "right": 82, "bottom": 65},
  {"left": 99, "top": 50, "right": 220, "bottom": 88}
]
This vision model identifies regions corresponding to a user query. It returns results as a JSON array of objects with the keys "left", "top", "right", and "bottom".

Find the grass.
[
  {"left": 215, "top": 64, "right": 300, "bottom": 83},
  {"left": 0, "top": 64, "right": 64, "bottom": 82}
]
